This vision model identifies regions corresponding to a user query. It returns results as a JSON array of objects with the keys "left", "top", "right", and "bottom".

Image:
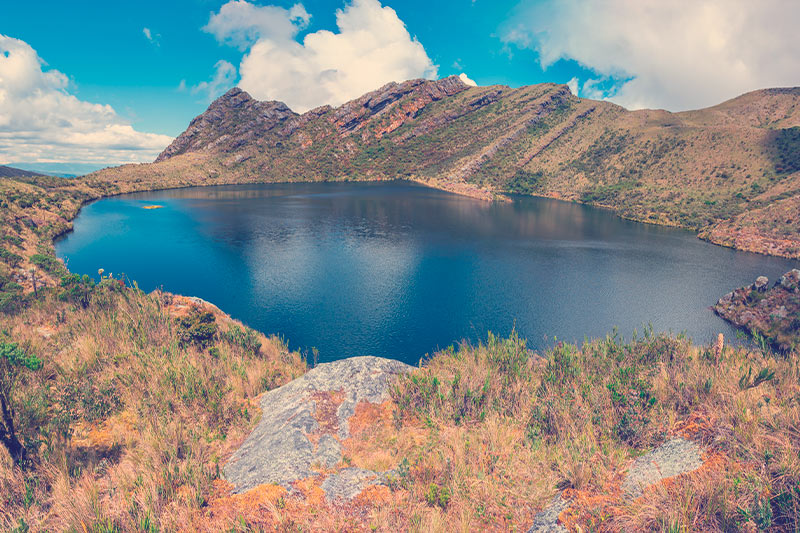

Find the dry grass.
[
  {"left": 375, "top": 330, "right": 800, "bottom": 532},
  {"left": 0, "top": 283, "right": 306, "bottom": 532},
  {"left": 1, "top": 290, "right": 798, "bottom": 531}
]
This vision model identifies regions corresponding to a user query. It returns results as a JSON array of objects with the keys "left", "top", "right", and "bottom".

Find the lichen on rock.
[{"left": 224, "top": 355, "right": 412, "bottom": 500}]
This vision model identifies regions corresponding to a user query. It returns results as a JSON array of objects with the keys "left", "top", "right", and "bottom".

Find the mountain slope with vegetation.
[
  {"left": 1, "top": 77, "right": 799, "bottom": 531},
  {"left": 87, "top": 78, "right": 800, "bottom": 258},
  {"left": 0, "top": 166, "right": 46, "bottom": 179}
]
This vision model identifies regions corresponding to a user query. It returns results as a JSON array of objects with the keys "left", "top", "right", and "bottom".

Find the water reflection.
[{"left": 56, "top": 181, "right": 798, "bottom": 364}]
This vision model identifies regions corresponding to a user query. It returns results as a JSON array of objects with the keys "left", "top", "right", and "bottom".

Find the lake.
[{"left": 56, "top": 181, "right": 798, "bottom": 365}]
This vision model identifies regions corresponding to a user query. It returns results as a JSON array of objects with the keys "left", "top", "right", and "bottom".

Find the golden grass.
[
  {"left": 377, "top": 331, "right": 800, "bottom": 532},
  {"left": 1, "top": 286, "right": 798, "bottom": 531},
  {"left": 0, "top": 284, "right": 306, "bottom": 531}
]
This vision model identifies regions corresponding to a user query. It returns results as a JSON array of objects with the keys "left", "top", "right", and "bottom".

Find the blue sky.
[
  {"left": 3, "top": 0, "right": 589, "bottom": 137},
  {"left": 1, "top": 0, "right": 799, "bottom": 173}
]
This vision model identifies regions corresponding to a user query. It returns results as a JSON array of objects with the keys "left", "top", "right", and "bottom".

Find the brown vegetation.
[{"left": 0, "top": 283, "right": 305, "bottom": 531}]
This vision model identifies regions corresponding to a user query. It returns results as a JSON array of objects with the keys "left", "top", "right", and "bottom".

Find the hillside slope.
[
  {"left": 81, "top": 79, "right": 800, "bottom": 258},
  {"left": 0, "top": 165, "right": 46, "bottom": 178}
]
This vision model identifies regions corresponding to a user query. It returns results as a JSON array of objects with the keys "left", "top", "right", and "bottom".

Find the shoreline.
[{"left": 5, "top": 170, "right": 798, "bottom": 304}]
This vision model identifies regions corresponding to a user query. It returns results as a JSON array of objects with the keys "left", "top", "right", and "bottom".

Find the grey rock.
[
  {"left": 527, "top": 495, "right": 570, "bottom": 533},
  {"left": 156, "top": 87, "right": 297, "bottom": 162},
  {"left": 780, "top": 269, "right": 800, "bottom": 291},
  {"left": 754, "top": 276, "right": 769, "bottom": 292},
  {"left": 224, "top": 356, "right": 412, "bottom": 498},
  {"left": 622, "top": 438, "right": 703, "bottom": 499},
  {"left": 740, "top": 310, "right": 756, "bottom": 324},
  {"left": 320, "top": 467, "right": 385, "bottom": 501}
]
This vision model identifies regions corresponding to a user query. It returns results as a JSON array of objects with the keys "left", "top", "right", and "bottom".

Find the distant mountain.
[
  {"left": 0, "top": 165, "right": 47, "bottom": 178},
  {"left": 88, "top": 77, "right": 800, "bottom": 258}
]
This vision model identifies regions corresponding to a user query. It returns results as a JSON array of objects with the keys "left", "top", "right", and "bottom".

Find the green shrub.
[
  {"left": 0, "top": 248, "right": 22, "bottom": 268},
  {"left": 425, "top": 483, "right": 451, "bottom": 509},
  {"left": 177, "top": 310, "right": 218, "bottom": 348},
  {"left": 58, "top": 274, "right": 95, "bottom": 308},
  {"left": 221, "top": 324, "right": 261, "bottom": 355},
  {"left": 504, "top": 169, "right": 546, "bottom": 195},
  {"left": 29, "top": 254, "right": 61, "bottom": 274},
  {"left": 0, "top": 342, "right": 43, "bottom": 462}
]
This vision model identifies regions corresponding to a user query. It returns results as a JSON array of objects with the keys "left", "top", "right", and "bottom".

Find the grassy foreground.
[
  {"left": 2, "top": 276, "right": 798, "bottom": 532},
  {"left": 0, "top": 282, "right": 306, "bottom": 531},
  {"left": 377, "top": 332, "right": 800, "bottom": 531}
]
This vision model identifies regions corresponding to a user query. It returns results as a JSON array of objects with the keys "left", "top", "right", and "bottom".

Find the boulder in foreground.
[{"left": 224, "top": 355, "right": 412, "bottom": 500}]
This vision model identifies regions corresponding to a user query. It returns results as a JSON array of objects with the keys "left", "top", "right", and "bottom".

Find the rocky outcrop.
[
  {"left": 527, "top": 438, "right": 705, "bottom": 532},
  {"left": 331, "top": 76, "right": 469, "bottom": 136},
  {"left": 155, "top": 88, "right": 297, "bottom": 161},
  {"left": 527, "top": 495, "right": 570, "bottom": 533},
  {"left": 714, "top": 269, "right": 800, "bottom": 351},
  {"left": 224, "top": 356, "right": 411, "bottom": 500}
]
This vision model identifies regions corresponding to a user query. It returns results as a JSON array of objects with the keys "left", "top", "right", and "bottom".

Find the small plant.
[
  {"left": 0, "top": 341, "right": 42, "bottom": 462},
  {"left": 738, "top": 366, "right": 775, "bottom": 391},
  {"left": 424, "top": 483, "right": 451, "bottom": 509},
  {"left": 177, "top": 310, "right": 218, "bottom": 348},
  {"left": 29, "top": 253, "right": 62, "bottom": 274},
  {"left": 58, "top": 273, "right": 95, "bottom": 308},
  {"left": 220, "top": 324, "right": 261, "bottom": 355}
]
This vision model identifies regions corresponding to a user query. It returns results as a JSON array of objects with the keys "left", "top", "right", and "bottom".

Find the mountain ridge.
[
  {"left": 89, "top": 76, "right": 800, "bottom": 258},
  {"left": 0, "top": 165, "right": 47, "bottom": 178}
]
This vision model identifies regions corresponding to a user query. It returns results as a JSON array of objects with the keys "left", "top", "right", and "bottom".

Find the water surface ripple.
[{"left": 56, "top": 181, "right": 798, "bottom": 364}]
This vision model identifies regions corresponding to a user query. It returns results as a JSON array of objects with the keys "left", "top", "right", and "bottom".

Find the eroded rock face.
[
  {"left": 331, "top": 76, "right": 469, "bottom": 136},
  {"left": 224, "top": 356, "right": 412, "bottom": 500}
]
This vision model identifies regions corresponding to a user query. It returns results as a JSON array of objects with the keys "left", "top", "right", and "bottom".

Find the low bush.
[{"left": 177, "top": 309, "right": 217, "bottom": 348}]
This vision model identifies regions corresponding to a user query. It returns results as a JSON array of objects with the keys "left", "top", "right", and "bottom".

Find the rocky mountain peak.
[{"left": 155, "top": 87, "right": 297, "bottom": 162}]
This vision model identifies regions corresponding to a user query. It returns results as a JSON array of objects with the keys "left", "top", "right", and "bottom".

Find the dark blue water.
[{"left": 55, "top": 181, "right": 798, "bottom": 364}]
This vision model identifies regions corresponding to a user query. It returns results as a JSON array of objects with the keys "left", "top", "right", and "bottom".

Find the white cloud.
[
  {"left": 204, "top": 0, "right": 438, "bottom": 112},
  {"left": 504, "top": 0, "right": 800, "bottom": 111},
  {"left": 143, "top": 27, "right": 159, "bottom": 46},
  {"left": 458, "top": 72, "right": 477, "bottom": 87},
  {"left": 566, "top": 76, "right": 578, "bottom": 96},
  {"left": 204, "top": 1, "right": 311, "bottom": 50},
  {"left": 192, "top": 60, "right": 237, "bottom": 101},
  {"left": 0, "top": 34, "right": 173, "bottom": 166}
]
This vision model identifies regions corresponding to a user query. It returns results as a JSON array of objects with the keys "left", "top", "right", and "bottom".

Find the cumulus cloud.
[
  {"left": 192, "top": 60, "right": 237, "bottom": 101},
  {"left": 203, "top": 1, "right": 311, "bottom": 50},
  {"left": 566, "top": 77, "right": 578, "bottom": 96},
  {"left": 458, "top": 72, "right": 477, "bottom": 87},
  {"left": 504, "top": 0, "right": 800, "bottom": 111},
  {"left": 0, "top": 34, "right": 173, "bottom": 166},
  {"left": 204, "top": 0, "right": 438, "bottom": 112}
]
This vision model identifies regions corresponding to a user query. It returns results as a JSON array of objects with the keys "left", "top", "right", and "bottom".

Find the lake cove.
[{"left": 56, "top": 181, "right": 798, "bottom": 365}]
